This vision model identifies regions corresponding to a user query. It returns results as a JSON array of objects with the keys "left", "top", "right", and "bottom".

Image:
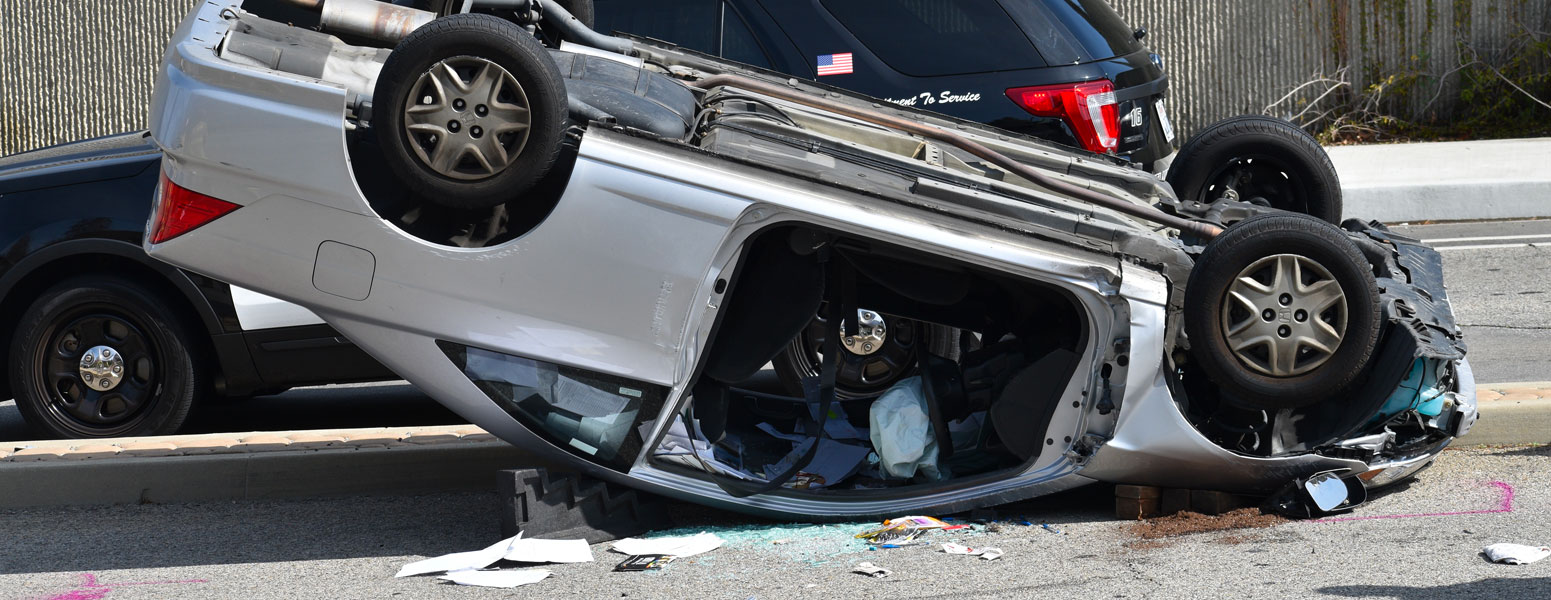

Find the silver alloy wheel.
[
  {"left": 1222, "top": 253, "right": 1347, "bottom": 377},
  {"left": 403, "top": 56, "right": 532, "bottom": 180}
]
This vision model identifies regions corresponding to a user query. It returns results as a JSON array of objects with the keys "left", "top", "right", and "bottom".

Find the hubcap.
[
  {"left": 787, "top": 307, "right": 922, "bottom": 399},
  {"left": 1221, "top": 254, "right": 1347, "bottom": 377},
  {"left": 78, "top": 345, "right": 125, "bottom": 391},
  {"left": 403, "top": 56, "right": 532, "bottom": 181},
  {"left": 840, "top": 310, "right": 888, "bottom": 356}
]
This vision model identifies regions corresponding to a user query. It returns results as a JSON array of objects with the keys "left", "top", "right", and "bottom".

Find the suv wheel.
[
  {"left": 773, "top": 309, "right": 957, "bottom": 399},
  {"left": 9, "top": 277, "right": 206, "bottom": 438},
  {"left": 1168, "top": 116, "right": 1342, "bottom": 224}
]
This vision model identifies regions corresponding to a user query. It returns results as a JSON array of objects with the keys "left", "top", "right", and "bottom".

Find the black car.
[
  {"left": 0, "top": 133, "right": 395, "bottom": 438},
  {"left": 591, "top": 0, "right": 1343, "bottom": 224},
  {"left": 594, "top": 0, "right": 1175, "bottom": 171}
]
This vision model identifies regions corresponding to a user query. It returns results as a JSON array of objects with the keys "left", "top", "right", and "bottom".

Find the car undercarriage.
[{"left": 142, "top": 0, "right": 1475, "bottom": 518}]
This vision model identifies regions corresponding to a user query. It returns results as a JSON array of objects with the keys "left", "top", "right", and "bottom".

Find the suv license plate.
[{"left": 1156, "top": 102, "right": 1176, "bottom": 144}]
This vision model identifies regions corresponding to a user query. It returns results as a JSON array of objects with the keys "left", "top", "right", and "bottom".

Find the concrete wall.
[{"left": 1, "top": 0, "right": 1546, "bottom": 156}]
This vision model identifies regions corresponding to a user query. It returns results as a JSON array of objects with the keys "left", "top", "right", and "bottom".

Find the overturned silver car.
[{"left": 145, "top": 0, "right": 1474, "bottom": 518}]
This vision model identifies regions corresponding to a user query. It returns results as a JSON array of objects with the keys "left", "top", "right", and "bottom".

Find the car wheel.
[
  {"left": 1167, "top": 115, "right": 1342, "bottom": 224},
  {"left": 1183, "top": 213, "right": 1381, "bottom": 410},
  {"left": 772, "top": 308, "right": 958, "bottom": 399},
  {"left": 374, "top": 13, "right": 568, "bottom": 210},
  {"left": 8, "top": 277, "right": 206, "bottom": 438}
]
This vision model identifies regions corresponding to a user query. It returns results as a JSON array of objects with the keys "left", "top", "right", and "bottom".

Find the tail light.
[
  {"left": 1005, "top": 80, "right": 1121, "bottom": 154},
  {"left": 150, "top": 173, "right": 240, "bottom": 244}
]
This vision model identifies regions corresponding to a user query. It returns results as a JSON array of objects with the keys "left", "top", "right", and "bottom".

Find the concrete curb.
[
  {"left": 1466, "top": 382, "right": 1551, "bottom": 447},
  {"left": 0, "top": 381, "right": 1540, "bottom": 510},
  {"left": 0, "top": 425, "right": 545, "bottom": 509},
  {"left": 1326, "top": 138, "right": 1551, "bottom": 223}
]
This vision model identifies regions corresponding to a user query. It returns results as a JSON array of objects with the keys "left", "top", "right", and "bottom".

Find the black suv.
[{"left": 594, "top": 0, "right": 1176, "bottom": 171}]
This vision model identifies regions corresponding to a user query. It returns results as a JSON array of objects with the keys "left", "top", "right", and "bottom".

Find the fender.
[{"left": 0, "top": 238, "right": 230, "bottom": 337}]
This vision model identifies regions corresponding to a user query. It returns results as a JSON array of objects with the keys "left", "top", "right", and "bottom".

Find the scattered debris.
[
  {"left": 771, "top": 539, "right": 794, "bottom": 545},
  {"left": 439, "top": 568, "right": 551, "bottom": 588},
  {"left": 615, "top": 554, "right": 676, "bottom": 572},
  {"left": 395, "top": 535, "right": 518, "bottom": 577},
  {"left": 1483, "top": 543, "right": 1551, "bottom": 565},
  {"left": 1040, "top": 524, "right": 1061, "bottom": 534},
  {"left": 611, "top": 532, "right": 725, "bottom": 558},
  {"left": 853, "top": 562, "right": 892, "bottom": 578},
  {"left": 942, "top": 543, "right": 1004, "bottom": 559},
  {"left": 1128, "top": 508, "right": 1285, "bottom": 545},
  {"left": 504, "top": 537, "right": 594, "bottom": 564}
]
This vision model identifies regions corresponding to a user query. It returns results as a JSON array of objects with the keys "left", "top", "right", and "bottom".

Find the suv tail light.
[
  {"left": 150, "top": 173, "right": 240, "bottom": 244},
  {"left": 1005, "top": 80, "right": 1120, "bottom": 154}
]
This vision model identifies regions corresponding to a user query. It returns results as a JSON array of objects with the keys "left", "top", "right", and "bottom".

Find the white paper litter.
[
  {"left": 942, "top": 542, "right": 1003, "bottom": 559},
  {"left": 504, "top": 538, "right": 594, "bottom": 564},
  {"left": 438, "top": 568, "right": 551, "bottom": 588},
  {"left": 610, "top": 532, "right": 724, "bottom": 558},
  {"left": 853, "top": 562, "right": 891, "bottom": 578},
  {"left": 1483, "top": 543, "right": 1551, "bottom": 565},
  {"left": 395, "top": 534, "right": 520, "bottom": 577}
]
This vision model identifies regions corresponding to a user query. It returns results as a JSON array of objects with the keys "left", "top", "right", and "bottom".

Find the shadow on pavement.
[{"left": 1320, "top": 578, "right": 1551, "bottom": 598}]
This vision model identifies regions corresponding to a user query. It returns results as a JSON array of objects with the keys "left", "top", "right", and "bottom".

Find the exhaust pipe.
[{"left": 279, "top": 0, "right": 436, "bottom": 44}]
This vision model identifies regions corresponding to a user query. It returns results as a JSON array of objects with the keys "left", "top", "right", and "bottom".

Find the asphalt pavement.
[
  {"left": 1391, "top": 219, "right": 1551, "bottom": 384},
  {"left": 0, "top": 444, "right": 1545, "bottom": 599}
]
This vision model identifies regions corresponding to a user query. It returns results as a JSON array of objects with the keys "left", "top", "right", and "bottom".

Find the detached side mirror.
[{"left": 1267, "top": 470, "right": 1370, "bottom": 518}]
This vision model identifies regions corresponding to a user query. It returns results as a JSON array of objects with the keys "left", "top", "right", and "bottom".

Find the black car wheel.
[
  {"left": 1184, "top": 213, "right": 1381, "bottom": 410},
  {"left": 9, "top": 277, "right": 205, "bottom": 438},
  {"left": 1168, "top": 116, "right": 1342, "bottom": 224},
  {"left": 772, "top": 308, "right": 957, "bottom": 399},
  {"left": 374, "top": 13, "right": 568, "bottom": 210}
]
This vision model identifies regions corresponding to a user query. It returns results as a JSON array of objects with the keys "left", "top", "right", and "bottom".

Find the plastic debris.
[
  {"left": 615, "top": 554, "right": 676, "bottom": 572},
  {"left": 1483, "top": 543, "right": 1551, "bottom": 565},
  {"left": 1040, "top": 524, "right": 1062, "bottom": 534},
  {"left": 438, "top": 568, "right": 550, "bottom": 588},
  {"left": 942, "top": 543, "right": 1004, "bottom": 560},
  {"left": 395, "top": 534, "right": 519, "bottom": 577},
  {"left": 611, "top": 532, "right": 724, "bottom": 558},
  {"left": 853, "top": 562, "right": 892, "bottom": 578},
  {"left": 503, "top": 537, "right": 594, "bottom": 564}
]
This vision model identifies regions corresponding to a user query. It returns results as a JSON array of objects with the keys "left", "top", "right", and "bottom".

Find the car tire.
[
  {"left": 1167, "top": 115, "right": 1342, "bottom": 224},
  {"left": 772, "top": 311, "right": 959, "bottom": 400},
  {"left": 1184, "top": 213, "right": 1381, "bottom": 410},
  {"left": 374, "top": 13, "right": 568, "bottom": 210},
  {"left": 8, "top": 277, "right": 206, "bottom": 438}
]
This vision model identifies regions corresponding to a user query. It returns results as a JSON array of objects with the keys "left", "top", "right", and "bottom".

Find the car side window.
[
  {"left": 818, "top": 0, "right": 1046, "bottom": 76},
  {"left": 720, "top": 3, "right": 773, "bottom": 69},
  {"left": 594, "top": 0, "right": 720, "bottom": 55}
]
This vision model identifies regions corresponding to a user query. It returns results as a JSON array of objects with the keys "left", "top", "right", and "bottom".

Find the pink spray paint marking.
[
  {"left": 40, "top": 572, "right": 207, "bottom": 600},
  {"left": 1312, "top": 480, "right": 1514, "bottom": 523}
]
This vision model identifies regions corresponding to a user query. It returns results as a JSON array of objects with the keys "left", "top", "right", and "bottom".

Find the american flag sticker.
[{"left": 816, "top": 52, "right": 854, "bottom": 76}]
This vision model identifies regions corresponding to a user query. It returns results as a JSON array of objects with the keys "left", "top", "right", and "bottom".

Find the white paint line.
[
  {"left": 1422, "top": 233, "right": 1551, "bottom": 244},
  {"left": 1435, "top": 243, "right": 1540, "bottom": 251}
]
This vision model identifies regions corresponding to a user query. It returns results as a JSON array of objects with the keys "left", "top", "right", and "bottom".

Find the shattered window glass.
[{"left": 440, "top": 341, "right": 666, "bottom": 472}]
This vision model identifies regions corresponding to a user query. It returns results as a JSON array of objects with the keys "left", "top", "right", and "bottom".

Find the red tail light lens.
[
  {"left": 1005, "top": 80, "right": 1121, "bottom": 154},
  {"left": 150, "top": 173, "right": 240, "bottom": 244}
]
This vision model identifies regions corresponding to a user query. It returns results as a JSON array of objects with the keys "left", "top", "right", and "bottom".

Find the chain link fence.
[{"left": 2, "top": 0, "right": 1545, "bottom": 155}]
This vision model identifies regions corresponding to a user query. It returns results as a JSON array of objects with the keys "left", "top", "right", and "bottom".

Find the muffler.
[{"left": 280, "top": 0, "right": 436, "bottom": 44}]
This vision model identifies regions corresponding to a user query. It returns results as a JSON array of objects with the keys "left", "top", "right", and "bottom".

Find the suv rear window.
[
  {"left": 819, "top": 0, "right": 1046, "bottom": 76},
  {"left": 1026, "top": 0, "right": 1144, "bottom": 61}
]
